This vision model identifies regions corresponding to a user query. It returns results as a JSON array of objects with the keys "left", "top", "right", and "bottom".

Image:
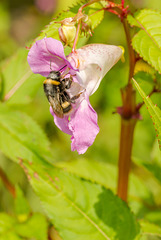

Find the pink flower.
[{"left": 27, "top": 38, "right": 122, "bottom": 154}]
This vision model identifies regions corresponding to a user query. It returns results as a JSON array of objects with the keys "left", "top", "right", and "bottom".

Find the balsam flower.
[{"left": 27, "top": 38, "right": 122, "bottom": 154}]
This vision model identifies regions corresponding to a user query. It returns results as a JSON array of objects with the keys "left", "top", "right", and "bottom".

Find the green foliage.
[
  {"left": 133, "top": 79, "right": 161, "bottom": 151},
  {"left": 28, "top": 164, "right": 140, "bottom": 240},
  {"left": 0, "top": 213, "right": 17, "bottom": 239},
  {"left": 14, "top": 186, "right": 31, "bottom": 222},
  {"left": 83, "top": 2, "right": 104, "bottom": 30},
  {"left": 138, "top": 220, "right": 161, "bottom": 239},
  {"left": 0, "top": 212, "right": 48, "bottom": 240},
  {"left": 137, "top": 160, "right": 161, "bottom": 184},
  {"left": 0, "top": 104, "right": 139, "bottom": 240},
  {"left": 0, "top": 48, "right": 43, "bottom": 105},
  {"left": 0, "top": 180, "right": 47, "bottom": 240},
  {"left": 1, "top": 1, "right": 161, "bottom": 240},
  {"left": 55, "top": 159, "right": 152, "bottom": 201},
  {"left": 56, "top": 158, "right": 161, "bottom": 219},
  {"left": 140, "top": 220, "right": 161, "bottom": 236},
  {"left": 15, "top": 214, "right": 48, "bottom": 240},
  {"left": 36, "top": 2, "right": 104, "bottom": 46},
  {"left": 0, "top": 3, "right": 17, "bottom": 61},
  {"left": 127, "top": 10, "right": 161, "bottom": 73},
  {"left": 0, "top": 103, "right": 52, "bottom": 164},
  {"left": 56, "top": 159, "right": 117, "bottom": 189},
  {"left": 134, "top": 60, "right": 156, "bottom": 79},
  {"left": 55, "top": 0, "right": 86, "bottom": 14}
]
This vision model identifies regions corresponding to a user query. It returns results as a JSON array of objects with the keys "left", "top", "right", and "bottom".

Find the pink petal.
[
  {"left": 68, "top": 44, "right": 122, "bottom": 95},
  {"left": 50, "top": 107, "right": 72, "bottom": 135},
  {"left": 69, "top": 98, "right": 99, "bottom": 154},
  {"left": 27, "top": 38, "right": 74, "bottom": 77}
]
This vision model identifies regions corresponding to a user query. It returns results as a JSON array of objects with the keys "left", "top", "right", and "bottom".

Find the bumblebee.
[{"left": 43, "top": 70, "right": 83, "bottom": 118}]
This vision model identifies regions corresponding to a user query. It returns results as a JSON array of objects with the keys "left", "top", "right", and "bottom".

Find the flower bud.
[
  {"left": 59, "top": 24, "right": 76, "bottom": 46},
  {"left": 57, "top": 17, "right": 76, "bottom": 47},
  {"left": 81, "top": 16, "right": 93, "bottom": 36}
]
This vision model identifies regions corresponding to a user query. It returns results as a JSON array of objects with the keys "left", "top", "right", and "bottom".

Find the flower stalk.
[
  {"left": 117, "top": 84, "right": 137, "bottom": 201},
  {"left": 117, "top": 10, "right": 137, "bottom": 201},
  {"left": 117, "top": 118, "right": 136, "bottom": 201}
]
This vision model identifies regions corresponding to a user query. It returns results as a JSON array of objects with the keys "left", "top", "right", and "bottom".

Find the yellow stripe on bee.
[
  {"left": 43, "top": 79, "right": 60, "bottom": 85},
  {"left": 62, "top": 101, "right": 70, "bottom": 108}
]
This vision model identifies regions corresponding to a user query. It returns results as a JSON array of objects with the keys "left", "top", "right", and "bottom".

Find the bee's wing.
[
  {"left": 66, "top": 82, "right": 85, "bottom": 98},
  {"left": 48, "top": 96, "right": 64, "bottom": 118}
]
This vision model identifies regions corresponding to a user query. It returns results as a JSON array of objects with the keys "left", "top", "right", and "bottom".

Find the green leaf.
[
  {"left": 127, "top": 14, "right": 140, "bottom": 28},
  {"left": 137, "top": 220, "right": 161, "bottom": 239},
  {"left": 36, "top": 3, "right": 83, "bottom": 42},
  {"left": 55, "top": 0, "right": 86, "bottom": 14},
  {"left": 139, "top": 220, "right": 161, "bottom": 237},
  {"left": 15, "top": 213, "right": 48, "bottom": 240},
  {"left": 152, "top": 140, "right": 161, "bottom": 165},
  {"left": 133, "top": 156, "right": 161, "bottom": 209},
  {"left": 55, "top": 159, "right": 152, "bottom": 203},
  {"left": 0, "top": 213, "right": 21, "bottom": 240},
  {"left": 138, "top": 160, "right": 161, "bottom": 184},
  {"left": 0, "top": 105, "right": 139, "bottom": 240},
  {"left": 36, "top": 2, "right": 104, "bottom": 47},
  {"left": 83, "top": 2, "right": 104, "bottom": 30},
  {"left": 0, "top": 212, "right": 48, "bottom": 240},
  {"left": 134, "top": 60, "right": 156, "bottom": 79},
  {"left": 145, "top": 211, "right": 161, "bottom": 226},
  {"left": 14, "top": 186, "right": 31, "bottom": 222},
  {"left": 133, "top": 78, "right": 161, "bottom": 151},
  {"left": 139, "top": 235, "right": 161, "bottom": 240},
  {"left": 1, "top": 48, "right": 43, "bottom": 105},
  {"left": 0, "top": 213, "right": 16, "bottom": 235},
  {"left": 56, "top": 159, "right": 117, "bottom": 189},
  {"left": 128, "top": 10, "right": 161, "bottom": 73},
  {"left": 0, "top": 103, "right": 52, "bottom": 165},
  {"left": 26, "top": 162, "right": 140, "bottom": 240},
  {"left": 0, "top": 233, "right": 22, "bottom": 240}
]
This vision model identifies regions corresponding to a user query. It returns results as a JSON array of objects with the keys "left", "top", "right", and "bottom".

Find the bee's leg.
[
  {"left": 70, "top": 90, "right": 85, "bottom": 103},
  {"left": 61, "top": 91, "right": 70, "bottom": 102},
  {"left": 61, "top": 77, "right": 73, "bottom": 89}
]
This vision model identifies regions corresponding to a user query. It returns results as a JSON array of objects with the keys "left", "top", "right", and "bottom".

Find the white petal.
[{"left": 68, "top": 44, "right": 122, "bottom": 95}]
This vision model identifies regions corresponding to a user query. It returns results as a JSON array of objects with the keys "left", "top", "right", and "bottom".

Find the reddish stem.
[
  {"left": 72, "top": 0, "right": 101, "bottom": 52},
  {"left": 117, "top": 15, "right": 137, "bottom": 201},
  {"left": 121, "top": 0, "right": 125, "bottom": 8},
  {"left": 117, "top": 118, "right": 136, "bottom": 201},
  {"left": 122, "top": 19, "right": 135, "bottom": 82}
]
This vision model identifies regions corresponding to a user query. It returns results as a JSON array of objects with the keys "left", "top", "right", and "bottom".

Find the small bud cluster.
[
  {"left": 56, "top": 12, "right": 93, "bottom": 47},
  {"left": 58, "top": 18, "right": 77, "bottom": 47}
]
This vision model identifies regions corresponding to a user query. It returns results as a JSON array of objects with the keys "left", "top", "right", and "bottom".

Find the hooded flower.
[{"left": 27, "top": 37, "right": 122, "bottom": 154}]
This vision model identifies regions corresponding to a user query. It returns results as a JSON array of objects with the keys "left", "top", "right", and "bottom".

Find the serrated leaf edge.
[
  {"left": 27, "top": 164, "right": 111, "bottom": 240},
  {"left": 133, "top": 78, "right": 161, "bottom": 149}
]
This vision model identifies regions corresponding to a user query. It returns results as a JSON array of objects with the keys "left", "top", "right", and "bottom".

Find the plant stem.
[
  {"left": 122, "top": 19, "right": 135, "bottom": 82},
  {"left": 117, "top": 118, "right": 136, "bottom": 201},
  {"left": 72, "top": 21, "right": 81, "bottom": 52},
  {"left": 78, "top": 0, "right": 100, "bottom": 12},
  {"left": 0, "top": 167, "right": 16, "bottom": 198},
  {"left": 117, "top": 17, "right": 136, "bottom": 201}
]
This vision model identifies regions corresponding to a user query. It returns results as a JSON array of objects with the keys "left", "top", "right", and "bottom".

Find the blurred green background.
[{"left": 0, "top": 0, "right": 161, "bottom": 226}]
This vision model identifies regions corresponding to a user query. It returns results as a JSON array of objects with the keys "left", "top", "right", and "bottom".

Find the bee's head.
[{"left": 47, "top": 71, "right": 61, "bottom": 81}]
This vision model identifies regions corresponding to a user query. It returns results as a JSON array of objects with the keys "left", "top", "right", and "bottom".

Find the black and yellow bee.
[{"left": 43, "top": 68, "right": 83, "bottom": 118}]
